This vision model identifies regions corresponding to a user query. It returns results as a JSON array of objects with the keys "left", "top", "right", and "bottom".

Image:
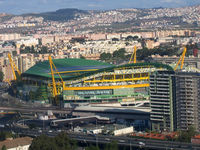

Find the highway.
[
  {"left": 0, "top": 106, "right": 73, "bottom": 114},
  {"left": 10, "top": 128, "right": 200, "bottom": 150}
]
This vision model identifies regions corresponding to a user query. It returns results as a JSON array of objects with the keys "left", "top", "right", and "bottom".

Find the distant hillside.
[
  {"left": 0, "top": 14, "right": 13, "bottom": 22},
  {"left": 23, "top": 8, "right": 89, "bottom": 21}
]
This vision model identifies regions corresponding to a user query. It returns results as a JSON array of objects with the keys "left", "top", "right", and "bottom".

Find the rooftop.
[
  {"left": 0, "top": 137, "right": 32, "bottom": 149},
  {"left": 23, "top": 58, "right": 113, "bottom": 80}
]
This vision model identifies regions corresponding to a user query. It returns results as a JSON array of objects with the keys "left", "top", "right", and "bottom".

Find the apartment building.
[
  {"left": 150, "top": 70, "right": 200, "bottom": 132},
  {"left": 150, "top": 71, "right": 176, "bottom": 132},
  {"left": 175, "top": 72, "right": 200, "bottom": 132}
]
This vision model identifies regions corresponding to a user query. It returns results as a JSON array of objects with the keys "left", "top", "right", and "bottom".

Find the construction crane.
[
  {"left": 48, "top": 56, "right": 63, "bottom": 105},
  {"left": 129, "top": 45, "right": 137, "bottom": 64},
  {"left": 8, "top": 53, "right": 21, "bottom": 81},
  {"left": 174, "top": 47, "right": 187, "bottom": 71}
]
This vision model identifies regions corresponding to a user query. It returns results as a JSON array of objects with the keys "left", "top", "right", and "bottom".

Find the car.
[
  {"left": 105, "top": 138, "right": 110, "bottom": 141},
  {"left": 48, "top": 130, "right": 53, "bottom": 133},
  {"left": 139, "top": 142, "right": 145, "bottom": 146},
  {"left": 119, "top": 140, "right": 125, "bottom": 143}
]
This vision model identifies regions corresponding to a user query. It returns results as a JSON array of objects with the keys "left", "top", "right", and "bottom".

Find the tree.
[
  {"left": 54, "top": 132, "right": 77, "bottom": 150},
  {"left": 29, "top": 134, "right": 57, "bottom": 150},
  {"left": 1, "top": 145, "right": 6, "bottom": 150},
  {"left": 85, "top": 145, "right": 100, "bottom": 150},
  {"left": 112, "top": 38, "right": 119, "bottom": 41},
  {"left": 177, "top": 126, "right": 197, "bottom": 142},
  {"left": 100, "top": 52, "right": 112, "bottom": 61},
  {"left": 12, "top": 51, "right": 17, "bottom": 56},
  {"left": 20, "top": 44, "right": 25, "bottom": 49},
  {"left": 113, "top": 48, "right": 126, "bottom": 60},
  {"left": 105, "top": 141, "right": 118, "bottom": 150},
  {"left": 0, "top": 70, "right": 4, "bottom": 82},
  {"left": 41, "top": 46, "right": 48, "bottom": 54},
  {"left": 28, "top": 123, "right": 36, "bottom": 130},
  {"left": 31, "top": 45, "right": 35, "bottom": 53},
  {"left": 80, "top": 55, "right": 86, "bottom": 59},
  {"left": 12, "top": 42, "right": 16, "bottom": 48},
  {"left": 125, "top": 35, "right": 138, "bottom": 41},
  {"left": 0, "top": 132, "right": 13, "bottom": 141},
  {"left": 29, "top": 132, "right": 77, "bottom": 150},
  {"left": 125, "top": 36, "right": 133, "bottom": 41}
]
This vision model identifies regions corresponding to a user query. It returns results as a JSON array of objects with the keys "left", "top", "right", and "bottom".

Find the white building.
[{"left": 0, "top": 137, "right": 32, "bottom": 150}]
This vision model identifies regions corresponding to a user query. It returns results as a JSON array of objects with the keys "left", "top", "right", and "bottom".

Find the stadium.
[{"left": 18, "top": 58, "right": 173, "bottom": 105}]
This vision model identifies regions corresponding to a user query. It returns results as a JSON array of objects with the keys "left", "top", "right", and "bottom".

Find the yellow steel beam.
[
  {"left": 8, "top": 53, "right": 16, "bottom": 80},
  {"left": 180, "top": 47, "right": 187, "bottom": 69},
  {"left": 8, "top": 53, "right": 21, "bottom": 80},
  {"left": 63, "top": 83, "right": 149, "bottom": 91},
  {"left": 174, "top": 47, "right": 187, "bottom": 71},
  {"left": 49, "top": 56, "right": 58, "bottom": 97},
  {"left": 51, "top": 60, "right": 64, "bottom": 83},
  {"left": 84, "top": 77, "right": 149, "bottom": 83},
  {"left": 129, "top": 46, "right": 137, "bottom": 64},
  {"left": 134, "top": 45, "right": 137, "bottom": 64}
]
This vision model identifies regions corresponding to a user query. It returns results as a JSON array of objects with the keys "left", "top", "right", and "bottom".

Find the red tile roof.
[{"left": 0, "top": 137, "right": 32, "bottom": 149}]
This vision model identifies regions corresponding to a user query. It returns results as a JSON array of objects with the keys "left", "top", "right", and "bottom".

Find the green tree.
[
  {"left": 1, "top": 145, "right": 6, "bottom": 150},
  {"left": 80, "top": 55, "right": 86, "bottom": 59},
  {"left": 112, "top": 38, "right": 119, "bottom": 41},
  {"left": 113, "top": 48, "right": 126, "bottom": 60},
  {"left": 28, "top": 123, "right": 36, "bottom": 130},
  {"left": 100, "top": 52, "right": 112, "bottom": 61},
  {"left": 0, "top": 70, "right": 4, "bottom": 82},
  {"left": 29, "top": 132, "right": 77, "bottom": 150},
  {"left": 85, "top": 145, "right": 100, "bottom": 150},
  {"left": 0, "top": 132, "right": 13, "bottom": 141},
  {"left": 54, "top": 132, "right": 77, "bottom": 150},
  {"left": 29, "top": 134, "right": 57, "bottom": 150},
  {"left": 177, "top": 126, "right": 197, "bottom": 142},
  {"left": 105, "top": 141, "right": 118, "bottom": 150},
  {"left": 12, "top": 51, "right": 17, "bottom": 56},
  {"left": 41, "top": 46, "right": 48, "bottom": 54},
  {"left": 30, "top": 45, "right": 35, "bottom": 53},
  {"left": 125, "top": 35, "right": 139, "bottom": 41},
  {"left": 12, "top": 42, "right": 16, "bottom": 48}
]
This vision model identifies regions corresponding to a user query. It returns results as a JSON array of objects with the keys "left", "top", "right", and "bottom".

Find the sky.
[{"left": 0, "top": 0, "right": 199, "bottom": 14}]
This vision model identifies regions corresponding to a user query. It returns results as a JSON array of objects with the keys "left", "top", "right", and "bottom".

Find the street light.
[{"left": 96, "top": 119, "right": 98, "bottom": 148}]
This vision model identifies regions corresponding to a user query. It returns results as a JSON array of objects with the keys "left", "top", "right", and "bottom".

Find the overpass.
[
  {"left": 50, "top": 115, "right": 110, "bottom": 126},
  {"left": 73, "top": 106, "right": 150, "bottom": 120},
  {"left": 0, "top": 105, "right": 150, "bottom": 120},
  {"left": 0, "top": 106, "right": 73, "bottom": 114}
]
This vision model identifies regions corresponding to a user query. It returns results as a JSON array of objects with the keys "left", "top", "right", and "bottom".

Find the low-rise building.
[{"left": 0, "top": 137, "right": 32, "bottom": 150}]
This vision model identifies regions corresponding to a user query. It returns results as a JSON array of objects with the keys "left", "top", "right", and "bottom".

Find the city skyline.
[{"left": 0, "top": 0, "right": 199, "bottom": 14}]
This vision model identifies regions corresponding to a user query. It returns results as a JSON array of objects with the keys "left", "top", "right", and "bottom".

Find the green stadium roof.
[{"left": 22, "top": 58, "right": 114, "bottom": 79}]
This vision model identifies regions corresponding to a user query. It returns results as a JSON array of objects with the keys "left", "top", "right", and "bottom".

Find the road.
[
  {"left": 0, "top": 106, "right": 73, "bottom": 114},
  {"left": 9, "top": 128, "right": 200, "bottom": 150}
]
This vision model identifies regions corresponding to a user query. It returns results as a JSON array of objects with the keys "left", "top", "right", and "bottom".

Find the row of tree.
[
  {"left": 100, "top": 48, "right": 126, "bottom": 63},
  {"left": 20, "top": 45, "right": 49, "bottom": 54},
  {"left": 100, "top": 46, "right": 182, "bottom": 63},
  {"left": 29, "top": 133, "right": 77, "bottom": 150},
  {"left": 0, "top": 70, "right": 4, "bottom": 82},
  {"left": 29, "top": 132, "right": 119, "bottom": 150}
]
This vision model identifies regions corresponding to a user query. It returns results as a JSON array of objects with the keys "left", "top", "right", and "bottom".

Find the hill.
[{"left": 23, "top": 8, "right": 89, "bottom": 22}]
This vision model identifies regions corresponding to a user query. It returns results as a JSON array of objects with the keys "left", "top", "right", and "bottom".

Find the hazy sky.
[{"left": 0, "top": 0, "right": 199, "bottom": 14}]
